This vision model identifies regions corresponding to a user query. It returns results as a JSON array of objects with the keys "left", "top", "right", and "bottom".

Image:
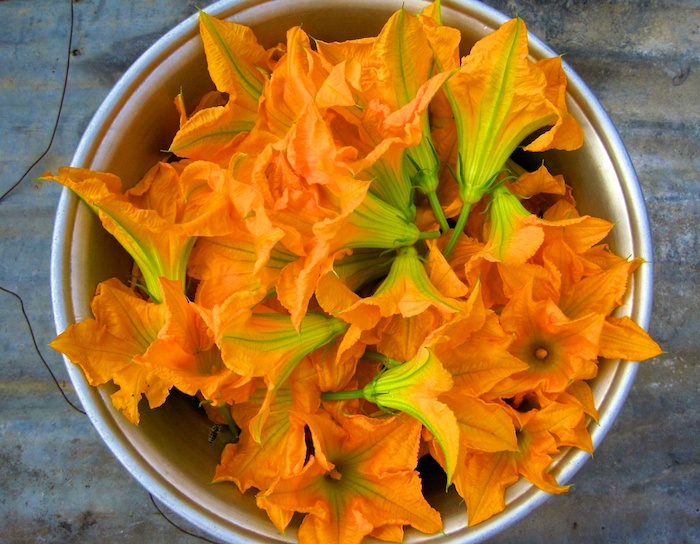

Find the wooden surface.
[{"left": 0, "top": 0, "right": 698, "bottom": 542}]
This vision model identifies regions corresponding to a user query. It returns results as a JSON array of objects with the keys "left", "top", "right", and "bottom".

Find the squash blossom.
[{"left": 322, "top": 347, "right": 460, "bottom": 484}]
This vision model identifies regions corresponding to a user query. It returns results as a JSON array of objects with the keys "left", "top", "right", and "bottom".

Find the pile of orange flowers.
[{"left": 46, "top": 2, "right": 661, "bottom": 542}]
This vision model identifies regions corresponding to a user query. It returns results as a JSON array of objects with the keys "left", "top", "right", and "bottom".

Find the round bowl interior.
[{"left": 51, "top": 0, "right": 653, "bottom": 542}]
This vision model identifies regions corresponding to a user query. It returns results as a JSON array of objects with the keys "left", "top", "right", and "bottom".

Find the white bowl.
[{"left": 51, "top": 0, "right": 653, "bottom": 542}]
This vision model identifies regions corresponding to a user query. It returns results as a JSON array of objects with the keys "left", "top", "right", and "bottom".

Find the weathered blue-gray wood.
[{"left": 0, "top": 0, "right": 697, "bottom": 542}]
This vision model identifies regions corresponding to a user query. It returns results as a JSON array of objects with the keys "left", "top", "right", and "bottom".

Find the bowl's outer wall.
[{"left": 51, "top": 0, "right": 653, "bottom": 542}]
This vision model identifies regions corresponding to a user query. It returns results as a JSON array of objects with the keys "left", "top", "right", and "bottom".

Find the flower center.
[
  {"left": 534, "top": 347, "right": 548, "bottom": 361},
  {"left": 327, "top": 468, "right": 343, "bottom": 481}
]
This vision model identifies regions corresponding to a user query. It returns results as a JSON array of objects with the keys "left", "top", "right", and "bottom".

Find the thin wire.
[
  {"left": 3, "top": 3, "right": 226, "bottom": 539},
  {"left": 149, "top": 494, "right": 222, "bottom": 543},
  {"left": 0, "top": 0, "right": 75, "bottom": 204},
  {"left": 0, "top": 3, "right": 83, "bottom": 414},
  {"left": 0, "top": 285, "right": 85, "bottom": 414}
]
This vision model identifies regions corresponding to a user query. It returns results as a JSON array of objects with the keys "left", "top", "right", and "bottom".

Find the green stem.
[
  {"left": 443, "top": 201, "right": 472, "bottom": 260},
  {"left": 217, "top": 404, "right": 240, "bottom": 442},
  {"left": 321, "top": 389, "right": 365, "bottom": 401},
  {"left": 363, "top": 351, "right": 402, "bottom": 368},
  {"left": 418, "top": 229, "right": 442, "bottom": 240},
  {"left": 427, "top": 190, "right": 450, "bottom": 232},
  {"left": 362, "top": 351, "right": 388, "bottom": 362}
]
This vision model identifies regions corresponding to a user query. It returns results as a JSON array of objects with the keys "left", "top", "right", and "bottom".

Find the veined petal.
[
  {"left": 50, "top": 279, "right": 162, "bottom": 385},
  {"left": 558, "top": 258, "right": 643, "bottom": 319},
  {"left": 309, "top": 326, "right": 367, "bottom": 392},
  {"left": 483, "top": 185, "right": 544, "bottom": 264},
  {"left": 316, "top": 270, "right": 378, "bottom": 326},
  {"left": 275, "top": 244, "right": 351, "bottom": 329},
  {"left": 583, "top": 243, "right": 630, "bottom": 270},
  {"left": 505, "top": 165, "right": 575, "bottom": 219},
  {"left": 188, "top": 229, "right": 296, "bottom": 308},
  {"left": 439, "top": 336, "right": 529, "bottom": 398},
  {"left": 445, "top": 18, "right": 558, "bottom": 205},
  {"left": 326, "top": 246, "right": 462, "bottom": 328},
  {"left": 215, "top": 306, "right": 348, "bottom": 379},
  {"left": 213, "top": 360, "right": 318, "bottom": 493},
  {"left": 513, "top": 428, "right": 571, "bottom": 494},
  {"left": 495, "top": 283, "right": 605, "bottom": 396},
  {"left": 371, "top": 245, "right": 462, "bottom": 317},
  {"left": 286, "top": 101, "right": 371, "bottom": 215},
  {"left": 198, "top": 10, "right": 269, "bottom": 114},
  {"left": 214, "top": 303, "right": 348, "bottom": 442},
  {"left": 90, "top": 278, "right": 166, "bottom": 346},
  {"left": 376, "top": 310, "right": 444, "bottom": 363},
  {"left": 256, "top": 26, "right": 332, "bottom": 137},
  {"left": 316, "top": 36, "right": 377, "bottom": 69},
  {"left": 168, "top": 100, "right": 255, "bottom": 164},
  {"left": 440, "top": 392, "right": 518, "bottom": 453},
  {"left": 43, "top": 167, "right": 183, "bottom": 283},
  {"left": 344, "top": 347, "right": 459, "bottom": 484},
  {"left": 138, "top": 278, "right": 252, "bottom": 403},
  {"left": 109, "top": 364, "right": 171, "bottom": 425},
  {"left": 507, "top": 163, "right": 567, "bottom": 198},
  {"left": 418, "top": 1, "right": 461, "bottom": 72},
  {"left": 314, "top": 60, "right": 361, "bottom": 111},
  {"left": 257, "top": 413, "right": 442, "bottom": 542},
  {"left": 371, "top": 6, "right": 434, "bottom": 109},
  {"left": 87, "top": 208, "right": 189, "bottom": 304},
  {"left": 538, "top": 214, "right": 615, "bottom": 254},
  {"left": 321, "top": 191, "right": 424, "bottom": 250},
  {"left": 457, "top": 451, "right": 518, "bottom": 526},
  {"left": 45, "top": 162, "right": 238, "bottom": 302},
  {"left": 512, "top": 402, "right": 586, "bottom": 490}
]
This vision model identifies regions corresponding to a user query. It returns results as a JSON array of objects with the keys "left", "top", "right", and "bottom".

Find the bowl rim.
[{"left": 51, "top": 0, "right": 654, "bottom": 542}]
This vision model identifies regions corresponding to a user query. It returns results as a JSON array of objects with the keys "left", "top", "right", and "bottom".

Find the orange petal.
[
  {"left": 198, "top": 10, "right": 269, "bottom": 113},
  {"left": 257, "top": 413, "right": 442, "bottom": 541},
  {"left": 524, "top": 56, "right": 584, "bottom": 152},
  {"left": 440, "top": 392, "right": 518, "bottom": 452},
  {"left": 456, "top": 451, "right": 518, "bottom": 526},
  {"left": 360, "top": 347, "right": 459, "bottom": 482},
  {"left": 598, "top": 316, "right": 663, "bottom": 361},
  {"left": 214, "top": 361, "right": 317, "bottom": 492},
  {"left": 445, "top": 18, "right": 558, "bottom": 204},
  {"left": 425, "top": 240, "right": 469, "bottom": 298},
  {"left": 558, "top": 258, "right": 643, "bottom": 319},
  {"left": 168, "top": 101, "right": 254, "bottom": 164},
  {"left": 371, "top": 6, "right": 434, "bottom": 108},
  {"left": 50, "top": 278, "right": 170, "bottom": 424}
]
